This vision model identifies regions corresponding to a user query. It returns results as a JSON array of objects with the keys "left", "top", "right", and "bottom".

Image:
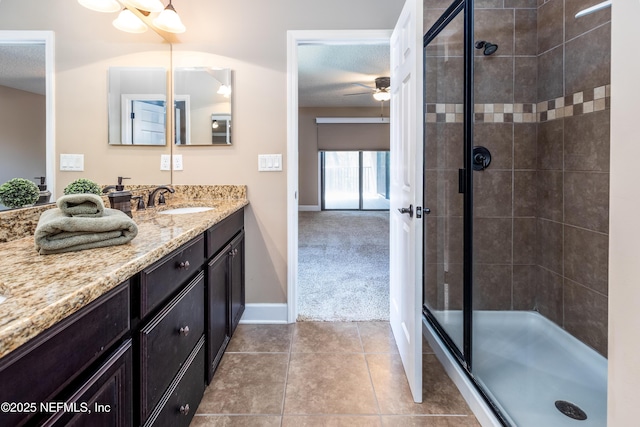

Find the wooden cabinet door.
[
  {"left": 206, "top": 244, "right": 231, "bottom": 383},
  {"left": 229, "top": 230, "right": 245, "bottom": 336},
  {"left": 42, "top": 340, "right": 133, "bottom": 427}
]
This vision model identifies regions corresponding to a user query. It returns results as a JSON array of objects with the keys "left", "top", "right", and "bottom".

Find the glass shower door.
[{"left": 422, "top": 7, "right": 466, "bottom": 360}]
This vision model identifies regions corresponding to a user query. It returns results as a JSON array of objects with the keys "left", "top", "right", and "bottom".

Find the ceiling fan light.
[
  {"left": 124, "top": 0, "right": 164, "bottom": 13},
  {"left": 217, "top": 84, "right": 231, "bottom": 98},
  {"left": 153, "top": 2, "right": 186, "bottom": 33},
  {"left": 113, "top": 9, "right": 148, "bottom": 33},
  {"left": 78, "top": 0, "right": 121, "bottom": 13},
  {"left": 373, "top": 90, "right": 391, "bottom": 102}
]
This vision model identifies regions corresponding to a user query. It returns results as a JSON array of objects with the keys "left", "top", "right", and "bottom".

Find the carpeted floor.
[{"left": 297, "top": 211, "right": 390, "bottom": 322}]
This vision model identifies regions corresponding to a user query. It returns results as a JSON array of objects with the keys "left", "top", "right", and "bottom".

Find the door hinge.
[{"left": 130, "top": 112, "right": 135, "bottom": 119}]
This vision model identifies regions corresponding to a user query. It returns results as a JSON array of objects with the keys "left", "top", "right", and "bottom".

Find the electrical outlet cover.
[
  {"left": 160, "top": 154, "right": 171, "bottom": 171},
  {"left": 173, "top": 154, "right": 183, "bottom": 171}
]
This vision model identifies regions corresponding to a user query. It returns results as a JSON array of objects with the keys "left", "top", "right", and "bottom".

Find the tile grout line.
[
  {"left": 357, "top": 322, "right": 383, "bottom": 421},
  {"left": 279, "top": 324, "right": 295, "bottom": 426}
]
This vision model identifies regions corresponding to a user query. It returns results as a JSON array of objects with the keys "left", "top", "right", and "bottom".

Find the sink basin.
[{"left": 158, "top": 207, "right": 214, "bottom": 215}]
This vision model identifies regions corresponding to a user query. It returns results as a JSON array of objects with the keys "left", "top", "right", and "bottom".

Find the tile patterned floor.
[{"left": 191, "top": 322, "right": 480, "bottom": 426}]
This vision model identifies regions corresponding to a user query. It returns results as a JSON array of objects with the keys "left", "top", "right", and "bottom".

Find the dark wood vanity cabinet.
[
  {"left": 205, "top": 208, "right": 245, "bottom": 383},
  {"left": 0, "top": 281, "right": 132, "bottom": 427},
  {"left": 0, "top": 207, "right": 245, "bottom": 427}
]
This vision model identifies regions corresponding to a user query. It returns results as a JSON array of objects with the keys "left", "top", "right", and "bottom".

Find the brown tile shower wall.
[
  {"left": 534, "top": 0, "right": 610, "bottom": 357},
  {"left": 423, "top": 0, "right": 610, "bottom": 356}
]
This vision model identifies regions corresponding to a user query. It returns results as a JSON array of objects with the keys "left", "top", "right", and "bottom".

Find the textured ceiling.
[
  {"left": 298, "top": 43, "right": 390, "bottom": 108},
  {"left": 0, "top": 44, "right": 46, "bottom": 95}
]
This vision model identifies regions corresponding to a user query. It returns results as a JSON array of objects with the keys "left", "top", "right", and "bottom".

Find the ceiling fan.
[{"left": 345, "top": 76, "right": 391, "bottom": 102}]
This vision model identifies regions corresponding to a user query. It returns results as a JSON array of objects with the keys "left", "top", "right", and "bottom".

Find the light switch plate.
[
  {"left": 258, "top": 154, "right": 283, "bottom": 172},
  {"left": 60, "top": 154, "right": 84, "bottom": 171},
  {"left": 160, "top": 154, "right": 171, "bottom": 171},
  {"left": 173, "top": 154, "right": 183, "bottom": 171}
]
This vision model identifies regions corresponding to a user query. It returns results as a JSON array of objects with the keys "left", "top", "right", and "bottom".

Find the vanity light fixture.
[
  {"left": 373, "top": 90, "right": 391, "bottom": 102},
  {"left": 153, "top": 0, "right": 186, "bottom": 33},
  {"left": 78, "top": 0, "right": 121, "bottom": 13},
  {"left": 124, "top": 0, "right": 164, "bottom": 13},
  {"left": 113, "top": 8, "right": 148, "bottom": 33}
]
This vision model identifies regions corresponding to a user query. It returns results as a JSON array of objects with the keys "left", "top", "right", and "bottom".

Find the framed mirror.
[
  {"left": 0, "top": 31, "right": 54, "bottom": 211},
  {"left": 108, "top": 67, "right": 167, "bottom": 146},
  {"left": 174, "top": 67, "right": 232, "bottom": 145}
]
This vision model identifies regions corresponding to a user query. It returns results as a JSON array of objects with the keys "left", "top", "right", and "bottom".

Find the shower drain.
[{"left": 555, "top": 400, "right": 588, "bottom": 420}]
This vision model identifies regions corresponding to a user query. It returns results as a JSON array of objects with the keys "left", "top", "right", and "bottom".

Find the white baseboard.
[
  {"left": 239, "top": 303, "right": 289, "bottom": 324},
  {"left": 298, "top": 205, "right": 320, "bottom": 211},
  {"left": 422, "top": 317, "right": 501, "bottom": 427}
]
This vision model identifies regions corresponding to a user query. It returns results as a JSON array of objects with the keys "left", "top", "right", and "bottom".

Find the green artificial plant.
[
  {"left": 64, "top": 178, "right": 101, "bottom": 195},
  {"left": 0, "top": 178, "right": 40, "bottom": 208}
]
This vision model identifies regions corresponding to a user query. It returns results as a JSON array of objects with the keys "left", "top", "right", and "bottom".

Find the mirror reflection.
[
  {"left": 108, "top": 67, "right": 167, "bottom": 146},
  {"left": 0, "top": 32, "right": 53, "bottom": 212},
  {"left": 174, "top": 67, "right": 232, "bottom": 145}
]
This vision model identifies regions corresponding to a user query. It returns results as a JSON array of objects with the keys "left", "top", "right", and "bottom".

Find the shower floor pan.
[{"left": 431, "top": 310, "right": 607, "bottom": 427}]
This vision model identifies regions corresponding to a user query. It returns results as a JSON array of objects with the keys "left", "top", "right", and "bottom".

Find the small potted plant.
[
  {"left": 64, "top": 178, "right": 101, "bottom": 195},
  {"left": 0, "top": 178, "right": 40, "bottom": 208}
]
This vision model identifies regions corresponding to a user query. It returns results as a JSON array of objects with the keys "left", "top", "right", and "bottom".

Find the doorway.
[{"left": 286, "top": 30, "right": 393, "bottom": 323}]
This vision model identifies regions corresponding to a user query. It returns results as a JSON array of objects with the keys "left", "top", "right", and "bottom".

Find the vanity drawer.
[
  {"left": 140, "top": 272, "right": 205, "bottom": 423},
  {"left": 206, "top": 208, "right": 243, "bottom": 258},
  {"left": 0, "top": 281, "right": 130, "bottom": 427},
  {"left": 140, "top": 234, "right": 205, "bottom": 317},
  {"left": 144, "top": 337, "right": 205, "bottom": 427}
]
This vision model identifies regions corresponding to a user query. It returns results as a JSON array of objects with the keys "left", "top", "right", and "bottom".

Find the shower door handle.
[{"left": 398, "top": 204, "right": 413, "bottom": 217}]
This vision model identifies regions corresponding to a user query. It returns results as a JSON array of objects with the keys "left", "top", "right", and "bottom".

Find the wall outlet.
[
  {"left": 160, "top": 154, "right": 171, "bottom": 171},
  {"left": 173, "top": 154, "right": 183, "bottom": 171},
  {"left": 60, "top": 154, "right": 84, "bottom": 171}
]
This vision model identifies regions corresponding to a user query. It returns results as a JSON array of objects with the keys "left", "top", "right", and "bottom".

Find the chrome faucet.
[{"left": 148, "top": 186, "right": 175, "bottom": 208}]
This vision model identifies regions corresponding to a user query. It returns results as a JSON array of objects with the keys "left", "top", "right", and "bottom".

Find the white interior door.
[
  {"left": 132, "top": 100, "right": 166, "bottom": 145},
  {"left": 389, "top": 0, "right": 424, "bottom": 403}
]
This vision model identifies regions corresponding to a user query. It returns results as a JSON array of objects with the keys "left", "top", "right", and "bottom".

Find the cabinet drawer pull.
[
  {"left": 179, "top": 326, "right": 190, "bottom": 336},
  {"left": 179, "top": 404, "right": 190, "bottom": 415},
  {"left": 178, "top": 260, "right": 190, "bottom": 270}
]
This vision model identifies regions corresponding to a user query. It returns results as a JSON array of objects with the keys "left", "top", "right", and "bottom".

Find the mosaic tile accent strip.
[
  {"left": 425, "top": 85, "right": 610, "bottom": 124},
  {"left": 537, "top": 85, "right": 610, "bottom": 123},
  {"left": 426, "top": 103, "right": 537, "bottom": 123}
]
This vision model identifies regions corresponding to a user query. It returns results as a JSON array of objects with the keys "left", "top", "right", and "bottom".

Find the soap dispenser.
[
  {"left": 34, "top": 176, "right": 51, "bottom": 205},
  {"left": 103, "top": 177, "right": 133, "bottom": 217}
]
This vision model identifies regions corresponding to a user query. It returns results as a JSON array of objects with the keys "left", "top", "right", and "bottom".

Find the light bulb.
[
  {"left": 217, "top": 85, "right": 231, "bottom": 98},
  {"left": 212, "top": 120, "right": 219, "bottom": 129},
  {"left": 153, "top": 2, "right": 186, "bottom": 33},
  {"left": 373, "top": 90, "right": 391, "bottom": 102},
  {"left": 78, "top": 0, "right": 121, "bottom": 13},
  {"left": 113, "top": 9, "right": 148, "bottom": 33}
]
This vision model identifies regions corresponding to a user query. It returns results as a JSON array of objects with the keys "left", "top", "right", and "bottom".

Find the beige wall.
[
  {"left": 0, "top": 0, "right": 172, "bottom": 195},
  {"left": 298, "top": 107, "right": 390, "bottom": 206},
  {"left": 0, "top": 86, "right": 46, "bottom": 188},
  {"left": 170, "top": 2, "right": 402, "bottom": 303},
  {"left": 608, "top": 0, "right": 640, "bottom": 424},
  {"left": 0, "top": 1, "right": 403, "bottom": 305}
]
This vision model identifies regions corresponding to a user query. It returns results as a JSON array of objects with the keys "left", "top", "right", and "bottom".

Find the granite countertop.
[{"left": 0, "top": 187, "right": 248, "bottom": 359}]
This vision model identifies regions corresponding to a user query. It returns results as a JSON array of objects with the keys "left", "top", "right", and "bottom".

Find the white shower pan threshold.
[{"left": 427, "top": 310, "right": 607, "bottom": 427}]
